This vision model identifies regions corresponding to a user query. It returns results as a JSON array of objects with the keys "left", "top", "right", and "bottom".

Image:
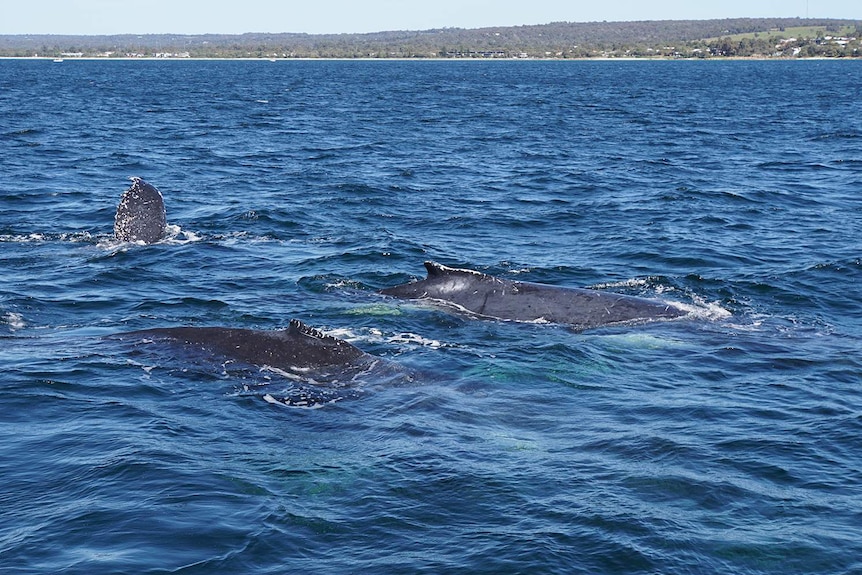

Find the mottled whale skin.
[
  {"left": 381, "top": 261, "right": 688, "bottom": 331},
  {"left": 117, "top": 319, "right": 370, "bottom": 373},
  {"left": 114, "top": 177, "right": 167, "bottom": 244}
]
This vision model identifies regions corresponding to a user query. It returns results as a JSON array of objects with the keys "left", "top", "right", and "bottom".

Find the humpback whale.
[
  {"left": 119, "top": 319, "right": 372, "bottom": 374},
  {"left": 115, "top": 319, "right": 410, "bottom": 407},
  {"left": 114, "top": 177, "right": 167, "bottom": 243},
  {"left": 381, "top": 261, "right": 688, "bottom": 331}
]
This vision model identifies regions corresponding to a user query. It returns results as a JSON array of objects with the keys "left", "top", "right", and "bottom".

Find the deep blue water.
[{"left": 1, "top": 59, "right": 861, "bottom": 574}]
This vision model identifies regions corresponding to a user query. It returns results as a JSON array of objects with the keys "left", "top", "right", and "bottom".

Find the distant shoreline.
[
  {"left": 2, "top": 18, "right": 859, "bottom": 60},
  {"left": 0, "top": 55, "right": 850, "bottom": 62}
]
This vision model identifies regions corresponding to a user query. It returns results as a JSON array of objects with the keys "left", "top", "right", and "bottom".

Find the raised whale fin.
[
  {"left": 114, "top": 177, "right": 167, "bottom": 244},
  {"left": 288, "top": 318, "right": 325, "bottom": 338},
  {"left": 424, "top": 261, "right": 448, "bottom": 276},
  {"left": 424, "top": 260, "right": 487, "bottom": 278}
]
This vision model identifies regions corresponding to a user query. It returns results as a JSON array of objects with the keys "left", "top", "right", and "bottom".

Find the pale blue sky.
[{"left": 2, "top": 0, "right": 858, "bottom": 35}]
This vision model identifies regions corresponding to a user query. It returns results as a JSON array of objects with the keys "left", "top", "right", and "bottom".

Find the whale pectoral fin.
[{"left": 113, "top": 177, "right": 167, "bottom": 244}]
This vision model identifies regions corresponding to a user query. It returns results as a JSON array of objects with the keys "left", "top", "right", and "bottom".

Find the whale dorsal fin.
[
  {"left": 288, "top": 319, "right": 327, "bottom": 339},
  {"left": 424, "top": 261, "right": 449, "bottom": 276},
  {"left": 287, "top": 319, "right": 351, "bottom": 348},
  {"left": 424, "top": 261, "right": 485, "bottom": 279}
]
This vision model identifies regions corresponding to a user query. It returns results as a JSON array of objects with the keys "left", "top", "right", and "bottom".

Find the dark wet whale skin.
[
  {"left": 380, "top": 261, "right": 688, "bottom": 331},
  {"left": 115, "top": 319, "right": 370, "bottom": 373},
  {"left": 113, "top": 177, "right": 167, "bottom": 244}
]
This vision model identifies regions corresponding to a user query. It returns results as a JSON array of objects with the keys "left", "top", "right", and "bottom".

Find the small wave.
[
  {"left": 5, "top": 127, "right": 42, "bottom": 137},
  {"left": 252, "top": 376, "right": 374, "bottom": 408},
  {"left": 673, "top": 296, "right": 733, "bottom": 322},
  {"left": 722, "top": 316, "right": 766, "bottom": 332},
  {"left": 588, "top": 277, "right": 731, "bottom": 322},
  {"left": 590, "top": 278, "right": 650, "bottom": 290},
  {"left": 95, "top": 236, "right": 129, "bottom": 251},
  {"left": 590, "top": 277, "right": 689, "bottom": 300},
  {"left": 810, "top": 131, "right": 861, "bottom": 141},
  {"left": 262, "top": 393, "right": 338, "bottom": 409},
  {"left": 0, "top": 233, "right": 46, "bottom": 243},
  {"left": 65, "top": 232, "right": 95, "bottom": 243},
  {"left": 325, "top": 326, "right": 366, "bottom": 342},
  {"left": 0, "top": 231, "right": 95, "bottom": 244},
  {"left": 327, "top": 325, "right": 449, "bottom": 350},
  {"left": 2, "top": 312, "right": 26, "bottom": 330},
  {"left": 216, "top": 231, "right": 289, "bottom": 245},
  {"left": 125, "top": 357, "right": 158, "bottom": 375},
  {"left": 325, "top": 279, "right": 368, "bottom": 290},
  {"left": 505, "top": 267, "right": 534, "bottom": 275},
  {"left": 162, "top": 224, "right": 202, "bottom": 245},
  {"left": 388, "top": 332, "right": 446, "bottom": 349},
  {"left": 96, "top": 224, "right": 202, "bottom": 250},
  {"left": 239, "top": 355, "right": 408, "bottom": 408}
]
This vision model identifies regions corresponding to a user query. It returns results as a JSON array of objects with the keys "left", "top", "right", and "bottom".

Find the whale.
[
  {"left": 113, "top": 319, "right": 410, "bottom": 407},
  {"left": 380, "top": 261, "right": 688, "bottom": 331},
  {"left": 118, "top": 319, "right": 369, "bottom": 373},
  {"left": 114, "top": 177, "right": 167, "bottom": 243}
]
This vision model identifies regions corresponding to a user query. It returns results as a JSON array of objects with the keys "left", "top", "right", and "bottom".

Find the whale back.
[
  {"left": 114, "top": 177, "right": 167, "bottom": 244},
  {"left": 381, "top": 261, "right": 687, "bottom": 330},
  {"left": 122, "top": 319, "right": 367, "bottom": 372}
]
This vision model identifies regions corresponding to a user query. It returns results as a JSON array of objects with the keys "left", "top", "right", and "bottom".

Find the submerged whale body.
[
  {"left": 114, "top": 177, "right": 167, "bottom": 244},
  {"left": 115, "top": 319, "right": 407, "bottom": 407},
  {"left": 381, "top": 261, "right": 688, "bottom": 331},
  {"left": 119, "top": 319, "right": 370, "bottom": 373}
]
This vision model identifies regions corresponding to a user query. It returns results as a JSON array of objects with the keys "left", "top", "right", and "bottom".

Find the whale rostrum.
[{"left": 380, "top": 261, "right": 688, "bottom": 331}]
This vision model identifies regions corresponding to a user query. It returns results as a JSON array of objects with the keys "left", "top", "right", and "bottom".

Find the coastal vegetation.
[{"left": 1, "top": 18, "right": 859, "bottom": 59}]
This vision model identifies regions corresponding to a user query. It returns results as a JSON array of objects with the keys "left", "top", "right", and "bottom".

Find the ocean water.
[{"left": 1, "top": 58, "right": 861, "bottom": 574}]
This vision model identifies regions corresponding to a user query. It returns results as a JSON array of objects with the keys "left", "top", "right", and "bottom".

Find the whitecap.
[
  {"left": 673, "top": 296, "right": 733, "bottom": 322},
  {"left": 262, "top": 393, "right": 337, "bottom": 409},
  {"left": 324, "top": 327, "right": 360, "bottom": 341},
  {"left": 590, "top": 278, "right": 650, "bottom": 290},
  {"left": 389, "top": 332, "right": 445, "bottom": 348},
  {"left": 96, "top": 223, "right": 202, "bottom": 250},
  {"left": 0, "top": 231, "right": 110, "bottom": 247},
  {"left": 3, "top": 312, "right": 26, "bottom": 330},
  {"left": 0, "top": 233, "right": 45, "bottom": 243},
  {"left": 162, "top": 224, "right": 202, "bottom": 245}
]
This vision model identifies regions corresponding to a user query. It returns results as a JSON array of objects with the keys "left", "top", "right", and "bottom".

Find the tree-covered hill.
[{"left": 1, "top": 18, "right": 859, "bottom": 58}]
